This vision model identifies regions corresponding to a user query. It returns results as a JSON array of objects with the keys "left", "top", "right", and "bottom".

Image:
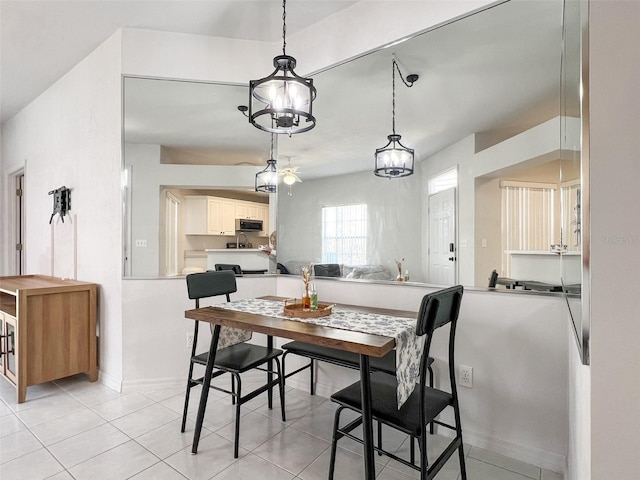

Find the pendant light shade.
[
  {"left": 374, "top": 134, "right": 415, "bottom": 178},
  {"left": 374, "top": 57, "right": 418, "bottom": 178},
  {"left": 255, "top": 159, "right": 278, "bottom": 193},
  {"left": 248, "top": 0, "right": 316, "bottom": 135},
  {"left": 256, "top": 135, "right": 278, "bottom": 193}
]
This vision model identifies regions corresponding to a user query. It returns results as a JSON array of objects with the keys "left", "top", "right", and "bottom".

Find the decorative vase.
[{"left": 302, "top": 284, "right": 311, "bottom": 309}]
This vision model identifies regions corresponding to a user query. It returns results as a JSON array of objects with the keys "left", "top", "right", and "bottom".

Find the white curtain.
[{"left": 500, "top": 182, "right": 555, "bottom": 276}]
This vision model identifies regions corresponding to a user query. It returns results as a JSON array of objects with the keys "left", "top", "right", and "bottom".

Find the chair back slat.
[
  {"left": 186, "top": 270, "right": 237, "bottom": 301},
  {"left": 416, "top": 285, "right": 463, "bottom": 337}
]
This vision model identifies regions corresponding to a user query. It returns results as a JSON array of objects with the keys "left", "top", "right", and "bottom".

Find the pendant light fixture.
[
  {"left": 255, "top": 134, "right": 278, "bottom": 193},
  {"left": 374, "top": 56, "right": 419, "bottom": 178},
  {"left": 247, "top": 0, "right": 316, "bottom": 135}
]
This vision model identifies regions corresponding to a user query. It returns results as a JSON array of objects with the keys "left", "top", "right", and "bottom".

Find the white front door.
[{"left": 428, "top": 188, "right": 456, "bottom": 285}]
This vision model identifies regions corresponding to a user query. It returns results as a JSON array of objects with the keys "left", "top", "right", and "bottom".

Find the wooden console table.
[{"left": 0, "top": 275, "right": 97, "bottom": 403}]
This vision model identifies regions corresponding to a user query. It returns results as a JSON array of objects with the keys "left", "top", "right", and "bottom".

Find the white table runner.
[{"left": 215, "top": 298, "right": 424, "bottom": 407}]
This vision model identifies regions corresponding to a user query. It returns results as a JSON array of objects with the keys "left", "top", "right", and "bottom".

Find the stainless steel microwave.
[{"left": 235, "top": 218, "right": 263, "bottom": 232}]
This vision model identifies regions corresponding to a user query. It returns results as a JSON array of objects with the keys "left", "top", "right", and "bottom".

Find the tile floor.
[{"left": 0, "top": 373, "right": 564, "bottom": 480}]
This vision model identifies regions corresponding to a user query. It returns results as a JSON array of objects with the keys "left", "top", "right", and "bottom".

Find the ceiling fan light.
[{"left": 283, "top": 173, "right": 297, "bottom": 185}]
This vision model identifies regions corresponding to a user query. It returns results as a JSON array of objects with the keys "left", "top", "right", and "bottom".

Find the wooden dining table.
[{"left": 185, "top": 295, "right": 417, "bottom": 480}]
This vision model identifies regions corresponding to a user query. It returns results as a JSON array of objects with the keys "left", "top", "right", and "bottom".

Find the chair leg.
[
  {"left": 377, "top": 421, "right": 383, "bottom": 456},
  {"left": 231, "top": 375, "right": 236, "bottom": 405},
  {"left": 281, "top": 351, "right": 288, "bottom": 386},
  {"left": 310, "top": 359, "right": 315, "bottom": 395},
  {"left": 428, "top": 364, "right": 435, "bottom": 435},
  {"left": 275, "top": 357, "right": 286, "bottom": 422},
  {"left": 181, "top": 361, "right": 196, "bottom": 432},
  {"left": 419, "top": 433, "right": 428, "bottom": 480},
  {"left": 328, "top": 406, "right": 345, "bottom": 480},
  {"left": 233, "top": 373, "right": 242, "bottom": 459}
]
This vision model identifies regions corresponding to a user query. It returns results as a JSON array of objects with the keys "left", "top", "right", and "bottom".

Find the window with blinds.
[
  {"left": 500, "top": 181, "right": 555, "bottom": 275},
  {"left": 322, "top": 204, "right": 367, "bottom": 264}
]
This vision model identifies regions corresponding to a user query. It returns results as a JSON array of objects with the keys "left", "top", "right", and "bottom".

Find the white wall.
[
  {"left": 421, "top": 117, "right": 580, "bottom": 286},
  {"left": 586, "top": 2, "right": 640, "bottom": 478},
  {"left": 0, "top": 0, "right": 580, "bottom": 475},
  {"left": 0, "top": 31, "right": 124, "bottom": 388},
  {"left": 277, "top": 169, "right": 423, "bottom": 280}
]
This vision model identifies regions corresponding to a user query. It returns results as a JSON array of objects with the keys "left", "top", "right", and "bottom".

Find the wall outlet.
[
  {"left": 186, "top": 332, "right": 195, "bottom": 349},
  {"left": 135, "top": 239, "right": 147, "bottom": 247},
  {"left": 459, "top": 365, "right": 473, "bottom": 388}
]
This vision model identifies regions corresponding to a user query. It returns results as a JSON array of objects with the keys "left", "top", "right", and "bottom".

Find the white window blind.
[
  {"left": 501, "top": 183, "right": 555, "bottom": 275},
  {"left": 322, "top": 204, "right": 367, "bottom": 264}
]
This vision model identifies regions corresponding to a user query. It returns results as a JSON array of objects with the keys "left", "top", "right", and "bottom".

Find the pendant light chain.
[
  {"left": 247, "top": 0, "right": 316, "bottom": 134},
  {"left": 391, "top": 58, "right": 416, "bottom": 137},
  {"left": 392, "top": 59, "right": 397, "bottom": 136},
  {"left": 282, "top": 0, "right": 287, "bottom": 56}
]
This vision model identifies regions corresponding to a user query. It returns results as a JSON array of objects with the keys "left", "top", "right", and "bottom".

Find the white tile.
[
  {"left": 129, "top": 461, "right": 188, "bottom": 480},
  {"left": 45, "top": 471, "right": 75, "bottom": 479},
  {"left": 198, "top": 396, "right": 246, "bottom": 432},
  {"left": 16, "top": 393, "right": 85, "bottom": 427},
  {"left": 289, "top": 401, "right": 337, "bottom": 442},
  {"left": 48, "top": 423, "right": 129, "bottom": 468},
  {"left": 64, "top": 383, "right": 122, "bottom": 407},
  {"left": 0, "top": 400, "right": 12, "bottom": 417},
  {"left": 1, "top": 382, "right": 63, "bottom": 412},
  {"left": 111, "top": 403, "right": 179, "bottom": 438},
  {"left": 30, "top": 408, "right": 105, "bottom": 446},
  {"left": 213, "top": 453, "right": 295, "bottom": 479},
  {"left": 0, "top": 447, "right": 64, "bottom": 479},
  {"left": 469, "top": 446, "right": 540, "bottom": 479},
  {"left": 215, "top": 411, "right": 286, "bottom": 452},
  {"left": 68, "top": 440, "right": 158, "bottom": 480},
  {"left": 90, "top": 392, "right": 154, "bottom": 421},
  {"left": 0, "top": 414, "right": 26, "bottom": 438},
  {"left": 165, "top": 433, "right": 248, "bottom": 480},
  {"left": 0, "top": 429, "right": 43, "bottom": 464},
  {"left": 139, "top": 385, "right": 186, "bottom": 403},
  {"left": 136, "top": 418, "right": 213, "bottom": 459},
  {"left": 377, "top": 465, "right": 417, "bottom": 480},
  {"left": 297, "top": 446, "right": 370, "bottom": 480},
  {"left": 253, "top": 427, "right": 329, "bottom": 476},
  {"left": 464, "top": 457, "right": 535, "bottom": 480}
]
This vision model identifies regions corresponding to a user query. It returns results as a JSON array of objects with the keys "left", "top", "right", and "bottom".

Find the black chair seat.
[
  {"left": 193, "top": 343, "right": 283, "bottom": 373},
  {"left": 281, "top": 341, "right": 413, "bottom": 375},
  {"left": 331, "top": 372, "right": 452, "bottom": 436}
]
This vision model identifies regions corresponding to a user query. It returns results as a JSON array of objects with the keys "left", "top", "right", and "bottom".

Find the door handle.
[{"left": 448, "top": 256, "right": 456, "bottom": 261}]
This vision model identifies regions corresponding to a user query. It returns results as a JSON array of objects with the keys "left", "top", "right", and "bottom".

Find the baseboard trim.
[
  {"left": 120, "top": 376, "right": 183, "bottom": 393},
  {"left": 98, "top": 370, "right": 122, "bottom": 393},
  {"left": 461, "top": 427, "right": 566, "bottom": 475}
]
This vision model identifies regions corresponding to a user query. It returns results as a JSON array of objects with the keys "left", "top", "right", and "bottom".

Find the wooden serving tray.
[{"left": 283, "top": 298, "right": 334, "bottom": 318}]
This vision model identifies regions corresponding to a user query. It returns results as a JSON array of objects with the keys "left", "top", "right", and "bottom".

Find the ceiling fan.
[{"left": 278, "top": 157, "right": 302, "bottom": 195}]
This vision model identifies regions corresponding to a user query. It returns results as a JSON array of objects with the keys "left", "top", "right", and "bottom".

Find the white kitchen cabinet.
[
  {"left": 185, "top": 196, "right": 236, "bottom": 235},
  {"left": 235, "top": 200, "right": 260, "bottom": 220},
  {"left": 258, "top": 204, "right": 270, "bottom": 237}
]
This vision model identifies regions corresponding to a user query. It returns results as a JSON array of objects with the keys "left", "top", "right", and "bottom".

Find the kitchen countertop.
[{"left": 205, "top": 248, "right": 263, "bottom": 252}]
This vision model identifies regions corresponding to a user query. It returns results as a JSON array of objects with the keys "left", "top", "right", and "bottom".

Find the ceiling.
[
  {"left": 123, "top": 0, "right": 572, "bottom": 180},
  {"left": 0, "top": 0, "right": 356, "bottom": 124},
  {"left": 2, "top": 0, "right": 573, "bottom": 180}
]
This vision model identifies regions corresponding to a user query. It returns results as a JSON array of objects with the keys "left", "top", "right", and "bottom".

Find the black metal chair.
[
  {"left": 488, "top": 269, "right": 498, "bottom": 288},
  {"left": 328, "top": 285, "right": 466, "bottom": 480},
  {"left": 181, "top": 270, "right": 285, "bottom": 458},
  {"left": 214, "top": 263, "right": 243, "bottom": 276}
]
